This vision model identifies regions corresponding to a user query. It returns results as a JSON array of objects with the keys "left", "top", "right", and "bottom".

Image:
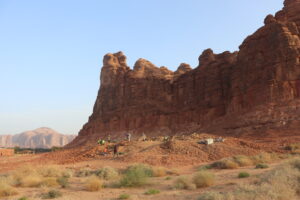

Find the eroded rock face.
[{"left": 70, "top": 1, "right": 300, "bottom": 146}]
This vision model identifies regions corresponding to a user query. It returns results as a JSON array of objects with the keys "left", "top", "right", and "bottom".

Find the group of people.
[{"left": 98, "top": 132, "right": 145, "bottom": 157}]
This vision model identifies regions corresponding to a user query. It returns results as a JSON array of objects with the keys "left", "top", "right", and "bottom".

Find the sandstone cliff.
[
  {"left": 0, "top": 128, "right": 76, "bottom": 149},
  {"left": 70, "top": 0, "right": 300, "bottom": 146}
]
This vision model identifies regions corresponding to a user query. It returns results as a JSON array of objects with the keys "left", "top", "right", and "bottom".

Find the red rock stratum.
[{"left": 70, "top": 0, "right": 300, "bottom": 147}]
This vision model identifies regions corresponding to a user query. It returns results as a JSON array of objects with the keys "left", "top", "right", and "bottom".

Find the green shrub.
[
  {"left": 57, "top": 177, "right": 69, "bottom": 188},
  {"left": 41, "top": 190, "right": 62, "bottom": 199},
  {"left": 238, "top": 172, "right": 250, "bottom": 178},
  {"left": 125, "top": 164, "right": 153, "bottom": 177},
  {"left": 192, "top": 171, "right": 215, "bottom": 188},
  {"left": 95, "top": 167, "right": 119, "bottom": 180},
  {"left": 173, "top": 176, "right": 196, "bottom": 190},
  {"left": 119, "top": 164, "right": 153, "bottom": 187},
  {"left": 76, "top": 168, "right": 93, "bottom": 177},
  {"left": 18, "top": 197, "right": 29, "bottom": 200},
  {"left": 165, "top": 176, "right": 172, "bottom": 180},
  {"left": 198, "top": 165, "right": 213, "bottom": 171},
  {"left": 211, "top": 159, "right": 238, "bottom": 169},
  {"left": 255, "top": 163, "right": 269, "bottom": 169},
  {"left": 144, "top": 189, "right": 160, "bottom": 195},
  {"left": 119, "top": 194, "right": 130, "bottom": 199}
]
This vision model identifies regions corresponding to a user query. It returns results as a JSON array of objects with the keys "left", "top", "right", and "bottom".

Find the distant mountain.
[{"left": 0, "top": 127, "right": 76, "bottom": 149}]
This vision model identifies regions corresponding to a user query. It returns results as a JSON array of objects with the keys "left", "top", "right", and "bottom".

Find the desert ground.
[{"left": 0, "top": 133, "right": 300, "bottom": 200}]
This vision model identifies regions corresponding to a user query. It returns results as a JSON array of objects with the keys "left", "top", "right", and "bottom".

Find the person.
[
  {"left": 113, "top": 144, "right": 119, "bottom": 157},
  {"left": 142, "top": 133, "right": 147, "bottom": 141},
  {"left": 126, "top": 133, "right": 131, "bottom": 142},
  {"left": 107, "top": 134, "right": 111, "bottom": 143}
]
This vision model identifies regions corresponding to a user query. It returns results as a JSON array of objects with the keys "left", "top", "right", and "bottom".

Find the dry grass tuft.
[
  {"left": 192, "top": 171, "right": 215, "bottom": 188},
  {"left": 152, "top": 167, "right": 168, "bottom": 177},
  {"left": 211, "top": 158, "right": 239, "bottom": 169},
  {"left": 84, "top": 176, "right": 103, "bottom": 191},
  {"left": 173, "top": 176, "right": 196, "bottom": 190},
  {"left": 0, "top": 182, "right": 18, "bottom": 197},
  {"left": 96, "top": 167, "right": 119, "bottom": 180},
  {"left": 198, "top": 157, "right": 300, "bottom": 200},
  {"left": 233, "top": 155, "right": 253, "bottom": 167},
  {"left": 41, "top": 177, "right": 59, "bottom": 187}
]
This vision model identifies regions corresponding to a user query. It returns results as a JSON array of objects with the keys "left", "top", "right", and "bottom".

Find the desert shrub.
[
  {"left": 211, "top": 159, "right": 238, "bottom": 169},
  {"left": 173, "top": 176, "right": 196, "bottom": 190},
  {"left": 285, "top": 143, "right": 300, "bottom": 151},
  {"left": 198, "top": 192, "right": 224, "bottom": 200},
  {"left": 76, "top": 168, "right": 93, "bottom": 177},
  {"left": 144, "top": 189, "right": 160, "bottom": 195},
  {"left": 18, "top": 175, "right": 42, "bottom": 187},
  {"left": 290, "top": 158, "right": 300, "bottom": 170},
  {"left": 0, "top": 182, "right": 18, "bottom": 197},
  {"left": 125, "top": 164, "right": 153, "bottom": 177},
  {"left": 38, "top": 165, "right": 62, "bottom": 177},
  {"left": 165, "top": 176, "right": 172, "bottom": 180},
  {"left": 119, "top": 164, "right": 153, "bottom": 187},
  {"left": 18, "top": 197, "right": 29, "bottom": 200},
  {"left": 41, "top": 177, "right": 59, "bottom": 187},
  {"left": 255, "top": 163, "right": 269, "bottom": 169},
  {"left": 57, "top": 177, "right": 69, "bottom": 188},
  {"left": 251, "top": 152, "right": 273, "bottom": 164},
  {"left": 95, "top": 167, "right": 119, "bottom": 180},
  {"left": 85, "top": 176, "right": 103, "bottom": 191},
  {"left": 198, "top": 165, "right": 213, "bottom": 171},
  {"left": 233, "top": 155, "right": 253, "bottom": 167},
  {"left": 61, "top": 169, "right": 73, "bottom": 178},
  {"left": 238, "top": 172, "right": 250, "bottom": 178},
  {"left": 41, "top": 190, "right": 62, "bottom": 199},
  {"left": 119, "top": 194, "right": 130, "bottom": 199},
  {"left": 192, "top": 171, "right": 215, "bottom": 188},
  {"left": 152, "top": 167, "right": 167, "bottom": 177},
  {"left": 198, "top": 158, "right": 300, "bottom": 200}
]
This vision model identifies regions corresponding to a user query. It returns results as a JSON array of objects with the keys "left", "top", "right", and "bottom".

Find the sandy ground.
[{"left": 0, "top": 133, "right": 299, "bottom": 200}]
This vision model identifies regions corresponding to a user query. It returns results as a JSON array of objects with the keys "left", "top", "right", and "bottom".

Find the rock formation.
[
  {"left": 0, "top": 127, "right": 76, "bottom": 149},
  {"left": 70, "top": 0, "right": 300, "bottom": 146}
]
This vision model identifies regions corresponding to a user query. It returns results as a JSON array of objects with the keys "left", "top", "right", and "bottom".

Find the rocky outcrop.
[
  {"left": 0, "top": 128, "right": 76, "bottom": 149},
  {"left": 70, "top": 0, "right": 300, "bottom": 146}
]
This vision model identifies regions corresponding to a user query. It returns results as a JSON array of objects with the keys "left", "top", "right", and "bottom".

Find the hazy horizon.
[{"left": 0, "top": 0, "right": 283, "bottom": 135}]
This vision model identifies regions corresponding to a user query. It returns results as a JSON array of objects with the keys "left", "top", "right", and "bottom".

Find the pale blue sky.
[{"left": 0, "top": 0, "right": 284, "bottom": 135}]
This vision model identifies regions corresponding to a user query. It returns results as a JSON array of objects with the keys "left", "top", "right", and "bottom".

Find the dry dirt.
[{"left": 0, "top": 133, "right": 299, "bottom": 200}]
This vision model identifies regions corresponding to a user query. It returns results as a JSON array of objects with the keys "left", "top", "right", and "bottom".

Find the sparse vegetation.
[
  {"left": 198, "top": 157, "right": 300, "bottom": 200},
  {"left": 173, "top": 176, "right": 196, "bottom": 190},
  {"left": 255, "top": 163, "right": 269, "bottom": 169},
  {"left": 95, "top": 167, "right": 119, "bottom": 180},
  {"left": 285, "top": 143, "right": 300, "bottom": 151},
  {"left": 57, "top": 177, "right": 69, "bottom": 188},
  {"left": 41, "top": 190, "right": 62, "bottom": 199},
  {"left": 119, "top": 164, "right": 153, "bottom": 187},
  {"left": 144, "top": 189, "right": 160, "bottom": 195},
  {"left": 238, "top": 172, "right": 250, "bottom": 178},
  {"left": 152, "top": 167, "right": 167, "bottom": 177},
  {"left": 119, "top": 194, "right": 130, "bottom": 199},
  {"left": 211, "top": 158, "right": 239, "bottom": 169},
  {"left": 233, "top": 155, "right": 253, "bottom": 167},
  {"left": 0, "top": 182, "right": 18, "bottom": 197},
  {"left": 41, "top": 177, "right": 59, "bottom": 187},
  {"left": 85, "top": 176, "right": 103, "bottom": 191},
  {"left": 192, "top": 171, "right": 215, "bottom": 188},
  {"left": 76, "top": 168, "right": 93, "bottom": 177},
  {"left": 18, "top": 197, "right": 29, "bottom": 200},
  {"left": 198, "top": 165, "right": 213, "bottom": 171}
]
